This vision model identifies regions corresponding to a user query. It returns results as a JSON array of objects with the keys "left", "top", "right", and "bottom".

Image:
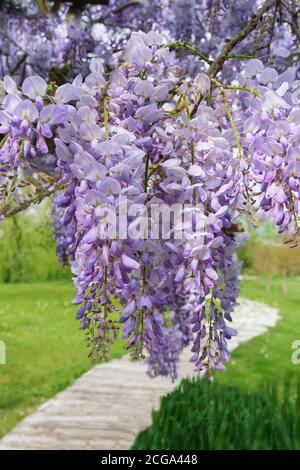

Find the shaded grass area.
[
  {"left": 0, "top": 206, "right": 71, "bottom": 283},
  {"left": 132, "top": 378, "right": 300, "bottom": 450},
  {"left": 217, "top": 275, "right": 300, "bottom": 389},
  {"left": 0, "top": 282, "right": 125, "bottom": 437}
]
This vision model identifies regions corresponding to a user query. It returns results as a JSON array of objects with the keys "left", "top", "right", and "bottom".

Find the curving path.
[{"left": 0, "top": 298, "right": 279, "bottom": 450}]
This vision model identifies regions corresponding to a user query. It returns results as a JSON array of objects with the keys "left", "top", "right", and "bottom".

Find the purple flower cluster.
[
  {"left": 1, "top": 1, "right": 300, "bottom": 380},
  {"left": 0, "top": 75, "right": 69, "bottom": 202},
  {"left": 0, "top": 30, "right": 245, "bottom": 379},
  {"left": 239, "top": 60, "right": 300, "bottom": 243}
]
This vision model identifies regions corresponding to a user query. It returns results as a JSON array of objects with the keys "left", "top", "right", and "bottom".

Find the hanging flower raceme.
[
  {"left": 2, "top": 24, "right": 300, "bottom": 380},
  {"left": 237, "top": 59, "right": 300, "bottom": 243},
  {"left": 45, "top": 32, "right": 243, "bottom": 379}
]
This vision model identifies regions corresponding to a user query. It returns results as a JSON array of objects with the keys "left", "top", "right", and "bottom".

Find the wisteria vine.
[{"left": 1, "top": 0, "right": 300, "bottom": 380}]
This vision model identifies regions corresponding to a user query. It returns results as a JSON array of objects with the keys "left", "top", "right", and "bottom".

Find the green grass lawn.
[
  {"left": 217, "top": 275, "right": 300, "bottom": 389},
  {"left": 0, "top": 281, "right": 125, "bottom": 437},
  {"left": 0, "top": 275, "right": 299, "bottom": 440}
]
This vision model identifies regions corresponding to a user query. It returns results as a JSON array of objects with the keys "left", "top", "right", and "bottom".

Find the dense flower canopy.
[{"left": 1, "top": 0, "right": 300, "bottom": 380}]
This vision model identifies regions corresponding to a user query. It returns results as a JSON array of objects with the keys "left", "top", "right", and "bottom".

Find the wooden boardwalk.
[{"left": 0, "top": 298, "right": 279, "bottom": 450}]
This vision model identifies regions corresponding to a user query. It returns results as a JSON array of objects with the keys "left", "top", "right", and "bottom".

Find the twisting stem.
[
  {"left": 288, "top": 188, "right": 300, "bottom": 238},
  {"left": 209, "top": 0, "right": 220, "bottom": 33},
  {"left": 113, "top": 0, "right": 140, "bottom": 14},
  {"left": 102, "top": 265, "right": 109, "bottom": 359},
  {"left": 267, "top": 0, "right": 280, "bottom": 54},
  {"left": 11, "top": 54, "right": 28, "bottom": 75},
  {"left": 101, "top": 87, "right": 110, "bottom": 358},
  {"left": 224, "top": 84, "right": 260, "bottom": 97},
  {"left": 136, "top": 152, "right": 152, "bottom": 357},
  {"left": 212, "top": 79, "right": 243, "bottom": 158},
  {"left": 224, "top": 54, "right": 256, "bottom": 60},
  {"left": 103, "top": 95, "right": 110, "bottom": 141},
  {"left": 190, "top": 142, "right": 197, "bottom": 204},
  {"left": 221, "top": 91, "right": 242, "bottom": 157},
  {"left": 0, "top": 133, "right": 10, "bottom": 148},
  {"left": 139, "top": 266, "right": 147, "bottom": 358},
  {"left": 208, "top": 0, "right": 277, "bottom": 78},
  {"left": 144, "top": 153, "right": 150, "bottom": 192},
  {"left": 281, "top": 0, "right": 300, "bottom": 44},
  {"left": 163, "top": 41, "right": 212, "bottom": 65},
  {"left": 0, "top": 184, "right": 65, "bottom": 218}
]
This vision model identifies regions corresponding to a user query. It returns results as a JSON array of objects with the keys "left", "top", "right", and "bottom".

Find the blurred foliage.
[
  {"left": 0, "top": 202, "right": 70, "bottom": 283},
  {"left": 132, "top": 377, "right": 300, "bottom": 450},
  {"left": 238, "top": 219, "right": 300, "bottom": 275},
  {"left": 244, "top": 243, "right": 300, "bottom": 276}
]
